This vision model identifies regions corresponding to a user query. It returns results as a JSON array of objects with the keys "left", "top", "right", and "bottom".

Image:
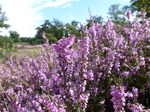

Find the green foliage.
[
  {"left": 35, "top": 19, "right": 62, "bottom": 41},
  {"left": 130, "top": 0, "right": 150, "bottom": 17},
  {"left": 19, "top": 37, "right": 44, "bottom": 45},
  {"left": 70, "top": 20, "right": 82, "bottom": 36},
  {"left": 20, "top": 37, "right": 32, "bottom": 43},
  {"left": 9, "top": 30, "right": 20, "bottom": 42},
  {"left": 0, "top": 50, "right": 4, "bottom": 58},
  {"left": 0, "top": 5, "right": 10, "bottom": 29},
  {"left": 65, "top": 23, "right": 79, "bottom": 37},
  {"left": 29, "top": 38, "right": 44, "bottom": 45},
  {"left": 46, "top": 33, "right": 57, "bottom": 44},
  {"left": 0, "top": 36, "right": 16, "bottom": 60},
  {"left": 108, "top": 4, "right": 128, "bottom": 26},
  {"left": 35, "top": 20, "right": 52, "bottom": 39},
  {"left": 86, "top": 15, "right": 103, "bottom": 28},
  {"left": 50, "top": 19, "right": 64, "bottom": 40},
  {"left": 35, "top": 19, "right": 82, "bottom": 41}
]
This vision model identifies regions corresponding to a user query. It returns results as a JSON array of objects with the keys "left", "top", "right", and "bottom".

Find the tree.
[
  {"left": 0, "top": 36, "right": 16, "bottom": 60},
  {"left": 65, "top": 23, "right": 79, "bottom": 37},
  {"left": 0, "top": 5, "right": 10, "bottom": 30},
  {"left": 71, "top": 20, "right": 81, "bottom": 30},
  {"left": 35, "top": 20, "right": 52, "bottom": 39},
  {"left": 86, "top": 15, "right": 103, "bottom": 28},
  {"left": 46, "top": 33, "right": 57, "bottom": 44},
  {"left": 108, "top": 4, "right": 128, "bottom": 26},
  {"left": 35, "top": 19, "right": 64, "bottom": 41},
  {"left": 51, "top": 19, "right": 64, "bottom": 40},
  {"left": 9, "top": 30, "right": 20, "bottom": 42},
  {"left": 0, "top": 5, "right": 14, "bottom": 60},
  {"left": 130, "top": 0, "right": 150, "bottom": 17}
]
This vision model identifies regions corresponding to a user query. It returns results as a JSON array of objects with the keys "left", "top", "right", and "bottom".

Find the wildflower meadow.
[{"left": 0, "top": 11, "right": 150, "bottom": 112}]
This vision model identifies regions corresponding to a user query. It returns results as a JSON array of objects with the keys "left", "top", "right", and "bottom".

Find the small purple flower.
[
  {"left": 132, "top": 87, "right": 138, "bottom": 97},
  {"left": 99, "top": 100, "right": 105, "bottom": 105},
  {"left": 69, "top": 89, "right": 74, "bottom": 96},
  {"left": 140, "top": 61, "right": 145, "bottom": 66},
  {"left": 139, "top": 10, "right": 147, "bottom": 17},
  {"left": 121, "top": 71, "right": 129, "bottom": 77},
  {"left": 126, "top": 92, "right": 133, "bottom": 98},
  {"left": 126, "top": 10, "right": 132, "bottom": 19},
  {"left": 110, "top": 85, "right": 127, "bottom": 111},
  {"left": 87, "top": 70, "right": 94, "bottom": 81},
  {"left": 106, "top": 19, "right": 114, "bottom": 30},
  {"left": 128, "top": 103, "right": 145, "bottom": 112}
]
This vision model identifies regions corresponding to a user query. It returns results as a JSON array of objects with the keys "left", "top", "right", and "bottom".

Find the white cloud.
[
  {"left": 0, "top": 0, "right": 79, "bottom": 37},
  {"left": 0, "top": 0, "right": 43, "bottom": 37},
  {"left": 54, "top": 3, "right": 72, "bottom": 9},
  {"left": 33, "top": 0, "right": 77, "bottom": 11},
  {"left": 102, "top": 14, "right": 109, "bottom": 18},
  {"left": 61, "top": 3, "right": 72, "bottom": 8},
  {"left": 71, "top": 16, "right": 76, "bottom": 20}
]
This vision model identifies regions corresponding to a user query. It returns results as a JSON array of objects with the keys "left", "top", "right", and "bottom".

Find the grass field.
[
  {"left": 0, "top": 43, "right": 42, "bottom": 64},
  {"left": 12, "top": 47, "right": 41, "bottom": 57}
]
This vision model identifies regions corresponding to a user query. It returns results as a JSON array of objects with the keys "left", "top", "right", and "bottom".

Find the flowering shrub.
[{"left": 0, "top": 11, "right": 150, "bottom": 112}]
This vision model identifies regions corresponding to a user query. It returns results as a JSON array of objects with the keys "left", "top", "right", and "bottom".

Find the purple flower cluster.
[
  {"left": 110, "top": 85, "right": 127, "bottom": 112},
  {"left": 0, "top": 11, "right": 150, "bottom": 111}
]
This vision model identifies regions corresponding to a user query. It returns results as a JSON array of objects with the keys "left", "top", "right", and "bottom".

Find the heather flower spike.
[
  {"left": 139, "top": 10, "right": 147, "bottom": 18},
  {"left": 42, "top": 31, "right": 49, "bottom": 44},
  {"left": 42, "top": 31, "right": 46, "bottom": 38},
  {"left": 126, "top": 10, "right": 132, "bottom": 20},
  {"left": 88, "top": 7, "right": 94, "bottom": 23}
]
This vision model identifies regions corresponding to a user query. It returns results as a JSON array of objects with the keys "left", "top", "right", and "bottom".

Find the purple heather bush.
[{"left": 0, "top": 11, "right": 150, "bottom": 112}]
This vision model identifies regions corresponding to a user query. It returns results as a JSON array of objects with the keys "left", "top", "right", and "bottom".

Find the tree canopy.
[
  {"left": 108, "top": 4, "right": 128, "bottom": 26},
  {"left": 130, "top": 0, "right": 150, "bottom": 17},
  {"left": 0, "top": 5, "right": 10, "bottom": 30},
  {"left": 35, "top": 19, "right": 82, "bottom": 44},
  {"left": 9, "top": 30, "right": 20, "bottom": 42},
  {"left": 86, "top": 15, "right": 103, "bottom": 28},
  {"left": 35, "top": 20, "right": 62, "bottom": 40}
]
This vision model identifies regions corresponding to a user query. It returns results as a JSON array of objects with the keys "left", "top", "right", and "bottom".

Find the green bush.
[
  {"left": 29, "top": 38, "right": 45, "bottom": 45},
  {"left": 0, "top": 36, "right": 16, "bottom": 60}
]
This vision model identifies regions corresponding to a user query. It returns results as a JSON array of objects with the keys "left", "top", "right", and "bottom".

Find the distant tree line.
[{"left": 1, "top": 0, "right": 150, "bottom": 45}]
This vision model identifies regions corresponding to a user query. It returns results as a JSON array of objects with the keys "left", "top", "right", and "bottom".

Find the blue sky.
[{"left": 0, "top": 0, "right": 130, "bottom": 37}]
